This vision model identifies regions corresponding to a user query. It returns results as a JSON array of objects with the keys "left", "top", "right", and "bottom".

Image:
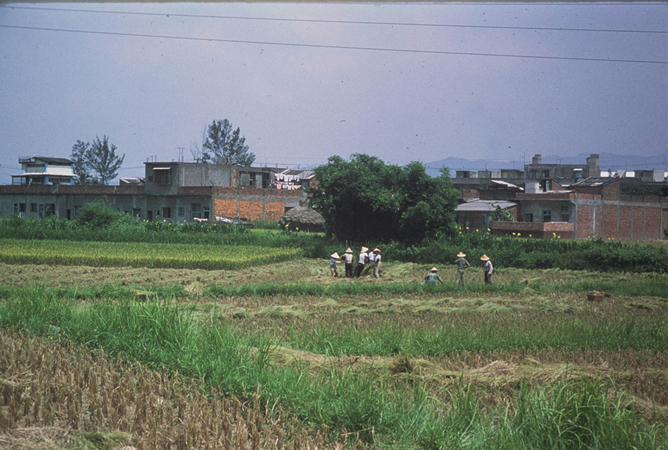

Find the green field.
[{"left": 0, "top": 240, "right": 666, "bottom": 449}]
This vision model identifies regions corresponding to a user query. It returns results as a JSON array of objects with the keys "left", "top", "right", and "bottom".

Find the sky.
[{"left": 1, "top": 2, "right": 666, "bottom": 183}]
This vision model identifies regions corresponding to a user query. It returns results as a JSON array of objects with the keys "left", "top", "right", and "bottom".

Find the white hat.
[
  {"left": 431, "top": 267, "right": 438, "bottom": 272},
  {"left": 361, "top": 247, "right": 369, "bottom": 253},
  {"left": 331, "top": 252, "right": 340, "bottom": 259},
  {"left": 480, "top": 255, "right": 490, "bottom": 261},
  {"left": 457, "top": 252, "right": 466, "bottom": 258}
]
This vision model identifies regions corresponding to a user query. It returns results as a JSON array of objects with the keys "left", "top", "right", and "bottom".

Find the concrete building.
[
  {"left": 11, "top": 156, "right": 76, "bottom": 186},
  {"left": 0, "top": 158, "right": 303, "bottom": 222}
]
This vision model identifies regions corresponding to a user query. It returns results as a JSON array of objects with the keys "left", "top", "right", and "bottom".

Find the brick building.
[{"left": 489, "top": 177, "right": 668, "bottom": 241}]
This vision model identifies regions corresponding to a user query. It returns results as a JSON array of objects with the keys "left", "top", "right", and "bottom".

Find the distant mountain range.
[{"left": 425, "top": 152, "right": 668, "bottom": 178}]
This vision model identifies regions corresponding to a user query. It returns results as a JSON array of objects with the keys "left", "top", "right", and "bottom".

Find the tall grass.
[{"left": 1, "top": 290, "right": 664, "bottom": 448}]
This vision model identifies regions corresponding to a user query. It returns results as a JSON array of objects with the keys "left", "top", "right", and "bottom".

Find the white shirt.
[{"left": 358, "top": 252, "right": 368, "bottom": 264}]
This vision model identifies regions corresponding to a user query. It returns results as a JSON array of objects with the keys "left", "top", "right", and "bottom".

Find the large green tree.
[
  {"left": 202, "top": 119, "right": 255, "bottom": 166},
  {"left": 70, "top": 135, "right": 125, "bottom": 185},
  {"left": 308, "top": 154, "right": 460, "bottom": 243}
]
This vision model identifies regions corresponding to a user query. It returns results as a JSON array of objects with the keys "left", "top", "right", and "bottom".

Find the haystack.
[{"left": 279, "top": 206, "right": 325, "bottom": 232}]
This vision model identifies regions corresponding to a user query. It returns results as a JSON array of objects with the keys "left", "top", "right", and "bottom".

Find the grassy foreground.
[{"left": 1, "top": 250, "right": 668, "bottom": 449}]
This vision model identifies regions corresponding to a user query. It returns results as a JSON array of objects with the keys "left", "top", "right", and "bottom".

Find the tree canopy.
[
  {"left": 308, "top": 154, "right": 460, "bottom": 243},
  {"left": 202, "top": 119, "right": 255, "bottom": 166},
  {"left": 70, "top": 135, "right": 125, "bottom": 185}
]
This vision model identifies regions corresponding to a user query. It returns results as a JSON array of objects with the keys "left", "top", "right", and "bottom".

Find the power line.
[
  {"left": 2, "top": 5, "right": 665, "bottom": 35},
  {"left": 1, "top": 24, "right": 665, "bottom": 65}
]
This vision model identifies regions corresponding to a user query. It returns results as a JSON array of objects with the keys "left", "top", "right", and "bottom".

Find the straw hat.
[
  {"left": 331, "top": 252, "right": 340, "bottom": 259},
  {"left": 372, "top": 248, "right": 380, "bottom": 253},
  {"left": 480, "top": 255, "right": 490, "bottom": 261},
  {"left": 361, "top": 247, "right": 369, "bottom": 253},
  {"left": 431, "top": 267, "right": 438, "bottom": 272},
  {"left": 457, "top": 252, "right": 466, "bottom": 257},
  {"left": 345, "top": 248, "right": 353, "bottom": 253}
]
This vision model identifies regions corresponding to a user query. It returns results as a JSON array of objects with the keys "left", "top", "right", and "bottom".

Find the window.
[
  {"left": 74, "top": 206, "right": 81, "bottom": 218},
  {"left": 560, "top": 205, "right": 569, "bottom": 222},
  {"left": 45, "top": 204, "right": 56, "bottom": 217},
  {"left": 191, "top": 203, "right": 202, "bottom": 219},
  {"left": 155, "top": 169, "right": 171, "bottom": 185},
  {"left": 132, "top": 208, "right": 141, "bottom": 220},
  {"left": 13, "top": 203, "right": 26, "bottom": 214},
  {"left": 524, "top": 213, "right": 533, "bottom": 223},
  {"left": 30, "top": 203, "right": 38, "bottom": 213},
  {"left": 542, "top": 210, "right": 552, "bottom": 222},
  {"left": 561, "top": 214, "right": 570, "bottom": 222},
  {"left": 162, "top": 207, "right": 171, "bottom": 218},
  {"left": 178, "top": 207, "right": 185, "bottom": 217}
]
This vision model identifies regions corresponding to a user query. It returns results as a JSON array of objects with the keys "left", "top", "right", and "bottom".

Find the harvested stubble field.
[{"left": 0, "top": 254, "right": 667, "bottom": 449}]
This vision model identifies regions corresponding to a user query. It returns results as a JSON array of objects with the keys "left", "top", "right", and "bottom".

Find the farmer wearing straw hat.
[
  {"left": 343, "top": 248, "right": 354, "bottom": 278},
  {"left": 330, "top": 252, "right": 342, "bottom": 277},
  {"left": 356, "top": 246, "right": 369, "bottom": 278},
  {"left": 453, "top": 251, "right": 470, "bottom": 286},
  {"left": 480, "top": 254, "right": 493, "bottom": 284},
  {"left": 423, "top": 267, "right": 443, "bottom": 284},
  {"left": 371, "top": 248, "right": 381, "bottom": 278}
]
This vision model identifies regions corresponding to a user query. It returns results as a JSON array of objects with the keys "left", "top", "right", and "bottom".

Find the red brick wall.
[
  {"left": 576, "top": 204, "right": 599, "bottom": 239},
  {"left": 617, "top": 205, "right": 634, "bottom": 241},
  {"left": 632, "top": 206, "right": 645, "bottom": 241},
  {"left": 214, "top": 199, "right": 238, "bottom": 218},
  {"left": 214, "top": 197, "right": 294, "bottom": 221},
  {"left": 238, "top": 200, "right": 263, "bottom": 220},
  {"left": 264, "top": 202, "right": 286, "bottom": 221}
]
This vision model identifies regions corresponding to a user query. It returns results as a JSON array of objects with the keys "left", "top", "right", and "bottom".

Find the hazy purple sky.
[{"left": 1, "top": 2, "right": 666, "bottom": 183}]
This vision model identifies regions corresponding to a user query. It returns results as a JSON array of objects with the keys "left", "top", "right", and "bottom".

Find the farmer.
[
  {"left": 423, "top": 267, "right": 443, "bottom": 284},
  {"left": 356, "top": 246, "right": 369, "bottom": 278},
  {"left": 343, "top": 248, "right": 354, "bottom": 277},
  {"left": 480, "top": 254, "right": 493, "bottom": 284},
  {"left": 330, "top": 252, "right": 342, "bottom": 277},
  {"left": 453, "top": 251, "right": 470, "bottom": 286},
  {"left": 371, "top": 248, "right": 381, "bottom": 278}
]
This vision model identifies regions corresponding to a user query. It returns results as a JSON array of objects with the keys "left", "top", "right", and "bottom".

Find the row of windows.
[
  {"left": 524, "top": 206, "right": 570, "bottom": 223},
  {"left": 13, "top": 203, "right": 210, "bottom": 221},
  {"left": 14, "top": 203, "right": 56, "bottom": 218}
]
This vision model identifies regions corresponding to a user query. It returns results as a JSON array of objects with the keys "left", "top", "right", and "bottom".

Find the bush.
[{"left": 77, "top": 201, "right": 130, "bottom": 229}]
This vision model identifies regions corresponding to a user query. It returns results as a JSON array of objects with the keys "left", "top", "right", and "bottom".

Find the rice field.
[
  {"left": 0, "top": 238, "right": 302, "bottom": 270},
  {"left": 0, "top": 241, "right": 667, "bottom": 449}
]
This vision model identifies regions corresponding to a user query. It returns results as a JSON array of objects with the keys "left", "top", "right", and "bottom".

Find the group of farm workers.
[
  {"left": 329, "top": 247, "right": 492, "bottom": 285},
  {"left": 423, "top": 251, "right": 493, "bottom": 285},
  {"left": 330, "top": 246, "right": 382, "bottom": 279}
]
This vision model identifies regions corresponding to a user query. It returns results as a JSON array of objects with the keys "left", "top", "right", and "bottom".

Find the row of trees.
[{"left": 70, "top": 119, "right": 256, "bottom": 185}]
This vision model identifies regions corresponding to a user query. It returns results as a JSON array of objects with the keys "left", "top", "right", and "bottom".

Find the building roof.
[
  {"left": 277, "top": 168, "right": 315, "bottom": 179},
  {"left": 12, "top": 172, "right": 76, "bottom": 178},
  {"left": 571, "top": 177, "right": 619, "bottom": 187},
  {"left": 456, "top": 200, "right": 516, "bottom": 212},
  {"left": 490, "top": 179, "right": 523, "bottom": 190},
  {"left": 19, "top": 156, "right": 73, "bottom": 165}
]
